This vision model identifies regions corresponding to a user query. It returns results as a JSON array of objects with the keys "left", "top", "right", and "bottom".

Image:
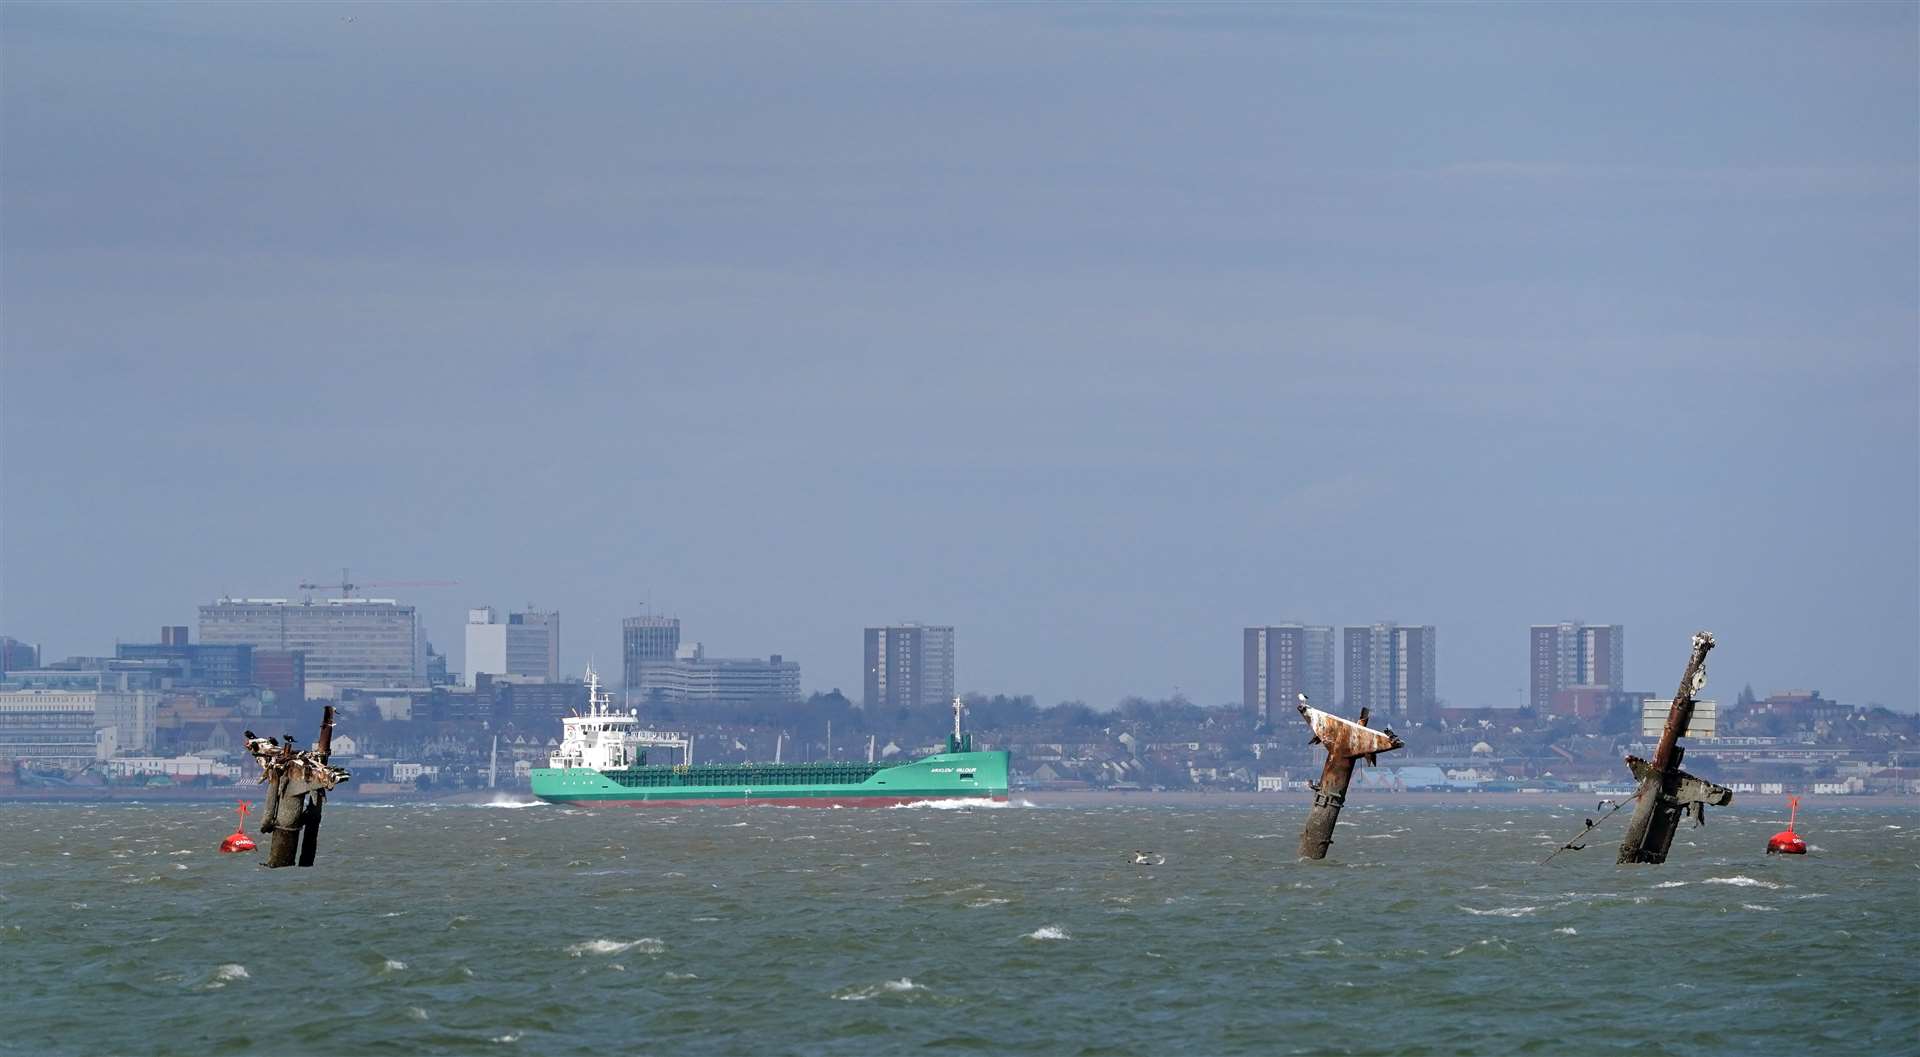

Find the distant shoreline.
[
  {"left": 1017, "top": 789, "right": 1920, "bottom": 809},
  {"left": 1, "top": 788, "right": 1915, "bottom": 810}
]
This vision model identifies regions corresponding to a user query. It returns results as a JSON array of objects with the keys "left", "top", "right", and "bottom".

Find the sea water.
[{"left": 0, "top": 798, "right": 1913, "bottom": 1055}]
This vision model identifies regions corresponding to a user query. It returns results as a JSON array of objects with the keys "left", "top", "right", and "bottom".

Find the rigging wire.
[{"left": 1539, "top": 791, "right": 1642, "bottom": 865}]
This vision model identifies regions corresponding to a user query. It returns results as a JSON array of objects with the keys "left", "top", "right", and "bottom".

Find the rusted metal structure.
[
  {"left": 244, "top": 706, "right": 351, "bottom": 869},
  {"left": 1296, "top": 694, "right": 1403, "bottom": 860},
  {"left": 1617, "top": 632, "right": 1732, "bottom": 865}
]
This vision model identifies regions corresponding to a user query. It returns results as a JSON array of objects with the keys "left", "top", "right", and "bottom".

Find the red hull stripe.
[{"left": 547, "top": 794, "right": 1009, "bottom": 809}]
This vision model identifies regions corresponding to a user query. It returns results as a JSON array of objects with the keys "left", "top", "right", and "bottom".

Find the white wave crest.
[
  {"left": 1553, "top": 928, "right": 1577, "bottom": 935},
  {"left": 383, "top": 959, "right": 407, "bottom": 971},
  {"left": 1460, "top": 905, "right": 1539, "bottom": 917},
  {"left": 1653, "top": 880, "right": 1689, "bottom": 888},
  {"left": 566, "top": 938, "right": 666, "bottom": 957},
  {"left": 1742, "top": 903, "right": 1778, "bottom": 912},
  {"left": 201, "top": 964, "right": 249, "bottom": 989},
  {"left": 1703, "top": 876, "right": 1783, "bottom": 889},
  {"left": 966, "top": 897, "right": 1011, "bottom": 908},
  {"left": 475, "top": 796, "right": 544, "bottom": 809},
  {"left": 834, "top": 977, "right": 927, "bottom": 1001},
  {"left": 888, "top": 798, "right": 1011, "bottom": 810},
  {"left": 1023, "top": 925, "right": 1071, "bottom": 941}
]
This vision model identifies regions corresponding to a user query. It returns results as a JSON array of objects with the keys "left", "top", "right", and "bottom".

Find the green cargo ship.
[{"left": 530, "top": 669, "right": 1009, "bottom": 808}]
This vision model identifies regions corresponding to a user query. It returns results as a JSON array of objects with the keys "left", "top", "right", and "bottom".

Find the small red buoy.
[
  {"left": 1766, "top": 795, "right": 1807, "bottom": 855},
  {"left": 220, "top": 800, "right": 257, "bottom": 854}
]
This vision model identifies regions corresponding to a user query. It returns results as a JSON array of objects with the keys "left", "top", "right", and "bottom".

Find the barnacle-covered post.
[
  {"left": 1617, "top": 632, "right": 1732, "bottom": 864},
  {"left": 1296, "top": 694, "right": 1403, "bottom": 860},
  {"left": 246, "top": 706, "right": 351, "bottom": 869}
]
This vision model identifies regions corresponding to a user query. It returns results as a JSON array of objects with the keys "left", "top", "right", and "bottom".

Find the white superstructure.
[{"left": 548, "top": 667, "right": 691, "bottom": 771}]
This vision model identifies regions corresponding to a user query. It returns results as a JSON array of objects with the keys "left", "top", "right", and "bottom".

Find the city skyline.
[
  {"left": 2, "top": 592, "right": 1906, "bottom": 714},
  {"left": 2, "top": 5, "right": 1913, "bottom": 712}
]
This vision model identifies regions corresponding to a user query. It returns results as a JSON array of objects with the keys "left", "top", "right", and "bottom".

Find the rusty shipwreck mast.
[
  {"left": 1616, "top": 631, "right": 1733, "bottom": 865},
  {"left": 1295, "top": 693, "right": 1404, "bottom": 860}
]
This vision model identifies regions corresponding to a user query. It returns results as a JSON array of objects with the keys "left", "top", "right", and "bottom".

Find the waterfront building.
[
  {"left": 1243, "top": 624, "right": 1335, "bottom": 725},
  {"left": 425, "top": 643, "right": 450, "bottom": 686},
  {"left": 199, "top": 597, "right": 423, "bottom": 694},
  {"left": 506, "top": 610, "right": 560, "bottom": 681},
  {"left": 497, "top": 677, "right": 588, "bottom": 734},
  {"left": 466, "top": 609, "right": 507, "bottom": 684},
  {"left": 0, "top": 688, "right": 156, "bottom": 759},
  {"left": 116, "top": 627, "right": 255, "bottom": 689},
  {"left": 467, "top": 608, "right": 561, "bottom": 684},
  {"left": 0, "top": 668, "right": 109, "bottom": 692},
  {"left": 863, "top": 624, "right": 956, "bottom": 712},
  {"left": 1343, "top": 623, "right": 1437, "bottom": 724},
  {"left": 96, "top": 690, "right": 159, "bottom": 752},
  {"left": 1529, "top": 622, "right": 1625, "bottom": 712},
  {"left": 632, "top": 643, "right": 800, "bottom": 708},
  {"left": 622, "top": 615, "right": 682, "bottom": 691},
  {"left": 0, "top": 690, "right": 105, "bottom": 762},
  {"left": 1, "top": 637, "right": 41, "bottom": 673},
  {"left": 251, "top": 649, "right": 306, "bottom": 706}
]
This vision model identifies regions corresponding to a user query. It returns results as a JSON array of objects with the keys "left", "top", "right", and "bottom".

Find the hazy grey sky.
[{"left": 3, "top": 3, "right": 1915, "bottom": 711}]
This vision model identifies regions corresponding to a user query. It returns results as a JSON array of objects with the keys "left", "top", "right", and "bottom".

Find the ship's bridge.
[{"left": 548, "top": 667, "right": 691, "bottom": 771}]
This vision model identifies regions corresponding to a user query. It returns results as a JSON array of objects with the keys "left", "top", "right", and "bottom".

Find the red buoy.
[
  {"left": 1766, "top": 795, "right": 1807, "bottom": 855},
  {"left": 220, "top": 800, "right": 257, "bottom": 854}
]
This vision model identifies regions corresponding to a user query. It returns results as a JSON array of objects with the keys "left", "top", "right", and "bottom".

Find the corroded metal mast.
[
  {"left": 247, "top": 706, "right": 351, "bottom": 869},
  {"left": 1296, "top": 694, "right": 1404, "bottom": 860},
  {"left": 1617, "top": 631, "right": 1732, "bottom": 864}
]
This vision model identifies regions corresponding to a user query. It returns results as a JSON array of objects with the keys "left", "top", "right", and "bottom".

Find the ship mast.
[{"left": 952, "top": 696, "right": 965, "bottom": 743}]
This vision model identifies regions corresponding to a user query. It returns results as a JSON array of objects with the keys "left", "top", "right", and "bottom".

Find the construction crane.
[{"left": 297, "top": 567, "right": 460, "bottom": 602}]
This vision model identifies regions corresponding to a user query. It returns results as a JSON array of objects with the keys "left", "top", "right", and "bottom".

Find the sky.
[{"left": 2, "top": 3, "right": 1915, "bottom": 711}]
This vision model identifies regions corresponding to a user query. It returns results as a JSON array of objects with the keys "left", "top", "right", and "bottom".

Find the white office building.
[
  {"left": 466, "top": 607, "right": 562, "bottom": 685},
  {"left": 200, "top": 597, "right": 423, "bottom": 694}
]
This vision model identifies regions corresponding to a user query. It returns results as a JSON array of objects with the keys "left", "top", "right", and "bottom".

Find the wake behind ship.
[{"left": 530, "top": 669, "right": 1009, "bottom": 807}]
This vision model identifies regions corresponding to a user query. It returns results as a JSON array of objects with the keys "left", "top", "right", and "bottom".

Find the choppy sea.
[{"left": 0, "top": 797, "right": 1913, "bottom": 1056}]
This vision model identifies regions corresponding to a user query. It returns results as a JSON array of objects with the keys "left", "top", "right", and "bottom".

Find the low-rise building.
[
  {"left": 0, "top": 689, "right": 107, "bottom": 762},
  {"left": 631, "top": 644, "right": 800, "bottom": 708}
]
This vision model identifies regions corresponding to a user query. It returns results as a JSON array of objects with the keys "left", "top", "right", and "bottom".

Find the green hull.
[{"left": 530, "top": 749, "right": 1010, "bottom": 807}]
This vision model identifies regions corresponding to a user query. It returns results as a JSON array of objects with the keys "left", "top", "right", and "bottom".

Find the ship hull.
[
  {"left": 542, "top": 794, "right": 1008, "bottom": 809},
  {"left": 530, "top": 750, "right": 1009, "bottom": 808}
]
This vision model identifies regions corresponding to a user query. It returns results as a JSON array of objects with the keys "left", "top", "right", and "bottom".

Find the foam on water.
[
  {"left": 566, "top": 938, "right": 666, "bottom": 957},
  {"left": 1023, "top": 925, "right": 1071, "bottom": 941},
  {"left": 889, "top": 798, "right": 1012, "bottom": 810},
  {"left": 834, "top": 978, "right": 927, "bottom": 1001},
  {"left": 485, "top": 797, "right": 546, "bottom": 809},
  {"left": 202, "top": 964, "right": 249, "bottom": 989},
  {"left": 1703, "top": 876, "right": 1783, "bottom": 889}
]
